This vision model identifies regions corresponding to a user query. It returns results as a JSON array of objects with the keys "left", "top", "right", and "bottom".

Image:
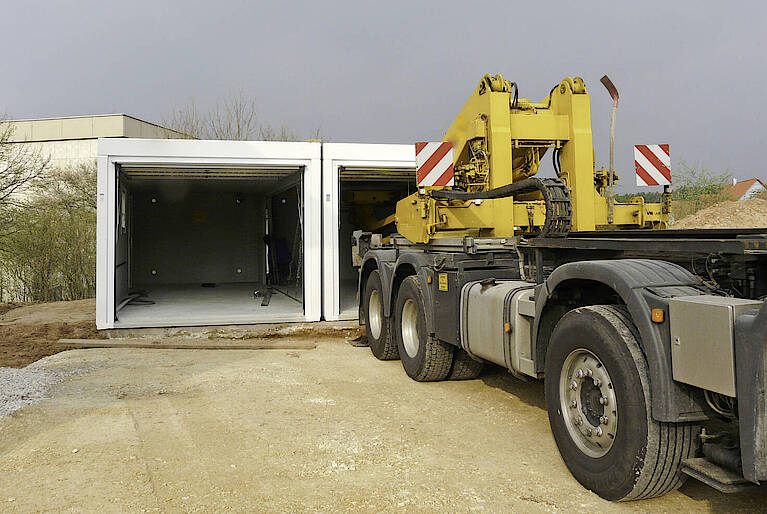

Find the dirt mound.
[
  {"left": 0, "top": 320, "right": 105, "bottom": 368},
  {"left": 0, "top": 299, "right": 101, "bottom": 368},
  {"left": 0, "top": 303, "right": 22, "bottom": 317},
  {"left": 0, "top": 298, "right": 95, "bottom": 325},
  {"left": 672, "top": 199, "right": 767, "bottom": 229}
]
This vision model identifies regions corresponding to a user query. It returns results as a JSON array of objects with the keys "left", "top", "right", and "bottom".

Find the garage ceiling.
[
  {"left": 339, "top": 166, "right": 415, "bottom": 182},
  {"left": 119, "top": 164, "right": 302, "bottom": 180}
]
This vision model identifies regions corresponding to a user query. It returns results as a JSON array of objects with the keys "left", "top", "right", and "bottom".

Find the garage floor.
[
  {"left": 1, "top": 340, "right": 765, "bottom": 512},
  {"left": 115, "top": 283, "right": 304, "bottom": 328}
]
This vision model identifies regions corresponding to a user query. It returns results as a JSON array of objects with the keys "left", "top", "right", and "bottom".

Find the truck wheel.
[
  {"left": 363, "top": 270, "right": 398, "bottom": 360},
  {"left": 448, "top": 348, "right": 484, "bottom": 380},
  {"left": 544, "top": 305, "right": 697, "bottom": 501},
  {"left": 394, "top": 276, "right": 453, "bottom": 381}
]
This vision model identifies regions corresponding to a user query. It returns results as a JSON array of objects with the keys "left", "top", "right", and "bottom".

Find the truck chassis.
[{"left": 354, "top": 228, "right": 767, "bottom": 500}]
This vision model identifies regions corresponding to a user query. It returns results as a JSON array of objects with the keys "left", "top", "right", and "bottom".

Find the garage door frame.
[
  {"left": 96, "top": 138, "right": 322, "bottom": 329},
  {"left": 321, "top": 143, "right": 415, "bottom": 321}
]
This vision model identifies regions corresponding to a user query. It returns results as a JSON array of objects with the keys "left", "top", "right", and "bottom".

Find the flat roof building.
[{"left": 1, "top": 114, "right": 188, "bottom": 168}]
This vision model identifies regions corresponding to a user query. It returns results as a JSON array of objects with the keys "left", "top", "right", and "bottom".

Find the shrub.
[
  {"left": 670, "top": 163, "right": 734, "bottom": 220},
  {"left": 0, "top": 162, "right": 96, "bottom": 302}
]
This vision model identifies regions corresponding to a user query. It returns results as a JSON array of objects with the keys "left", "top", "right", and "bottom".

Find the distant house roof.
[
  {"left": 725, "top": 178, "right": 767, "bottom": 201},
  {"left": 0, "top": 114, "right": 189, "bottom": 142}
]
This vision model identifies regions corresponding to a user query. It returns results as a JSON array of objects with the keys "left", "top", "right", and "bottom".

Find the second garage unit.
[{"left": 322, "top": 144, "right": 416, "bottom": 321}]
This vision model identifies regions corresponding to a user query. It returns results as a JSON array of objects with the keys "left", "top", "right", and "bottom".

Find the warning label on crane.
[
  {"left": 634, "top": 144, "right": 671, "bottom": 186},
  {"left": 415, "top": 142, "right": 454, "bottom": 187}
]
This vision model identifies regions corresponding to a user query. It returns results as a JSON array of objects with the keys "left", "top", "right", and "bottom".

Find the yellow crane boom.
[{"left": 395, "top": 74, "right": 670, "bottom": 243}]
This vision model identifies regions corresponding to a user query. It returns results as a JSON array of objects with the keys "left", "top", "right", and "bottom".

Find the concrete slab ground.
[{"left": 1, "top": 339, "right": 766, "bottom": 512}]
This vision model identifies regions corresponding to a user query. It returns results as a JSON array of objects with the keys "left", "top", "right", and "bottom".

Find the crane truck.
[{"left": 352, "top": 74, "right": 767, "bottom": 501}]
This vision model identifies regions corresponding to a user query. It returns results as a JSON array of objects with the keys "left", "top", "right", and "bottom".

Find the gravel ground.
[{"left": 0, "top": 361, "right": 95, "bottom": 419}]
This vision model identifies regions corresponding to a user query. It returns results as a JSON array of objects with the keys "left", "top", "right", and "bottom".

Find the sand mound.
[{"left": 672, "top": 199, "right": 767, "bottom": 229}]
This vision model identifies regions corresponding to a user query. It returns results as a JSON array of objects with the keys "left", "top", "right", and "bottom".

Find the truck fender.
[
  {"left": 734, "top": 302, "right": 767, "bottom": 482},
  {"left": 358, "top": 251, "right": 396, "bottom": 322},
  {"left": 534, "top": 258, "right": 710, "bottom": 423},
  {"left": 393, "top": 253, "right": 436, "bottom": 334}
]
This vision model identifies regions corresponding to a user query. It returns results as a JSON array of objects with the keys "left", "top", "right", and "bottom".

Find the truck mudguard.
[
  {"left": 734, "top": 302, "right": 767, "bottom": 483},
  {"left": 359, "top": 250, "right": 433, "bottom": 320},
  {"left": 358, "top": 251, "right": 397, "bottom": 320},
  {"left": 392, "top": 253, "right": 437, "bottom": 333},
  {"left": 535, "top": 259, "right": 711, "bottom": 423}
]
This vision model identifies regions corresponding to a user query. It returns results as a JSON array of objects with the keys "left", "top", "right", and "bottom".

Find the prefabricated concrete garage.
[
  {"left": 322, "top": 144, "right": 416, "bottom": 321},
  {"left": 96, "top": 139, "right": 321, "bottom": 329}
]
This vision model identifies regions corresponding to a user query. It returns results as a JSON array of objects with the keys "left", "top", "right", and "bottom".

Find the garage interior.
[
  {"left": 337, "top": 167, "right": 415, "bottom": 318},
  {"left": 114, "top": 165, "right": 305, "bottom": 327}
]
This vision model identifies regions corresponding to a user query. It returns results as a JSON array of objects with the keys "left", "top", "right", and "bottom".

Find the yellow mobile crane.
[
  {"left": 395, "top": 74, "right": 669, "bottom": 243},
  {"left": 353, "top": 74, "right": 767, "bottom": 501}
]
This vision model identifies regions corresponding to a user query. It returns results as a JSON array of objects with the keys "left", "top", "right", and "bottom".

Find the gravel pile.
[{"left": 0, "top": 366, "right": 84, "bottom": 420}]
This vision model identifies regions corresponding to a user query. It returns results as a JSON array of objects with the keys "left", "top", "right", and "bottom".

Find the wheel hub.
[
  {"left": 368, "top": 289, "right": 382, "bottom": 340},
  {"left": 560, "top": 349, "right": 618, "bottom": 458},
  {"left": 401, "top": 298, "right": 420, "bottom": 358}
]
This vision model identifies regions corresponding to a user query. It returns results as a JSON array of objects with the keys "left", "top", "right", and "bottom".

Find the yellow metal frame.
[{"left": 396, "top": 74, "right": 669, "bottom": 243}]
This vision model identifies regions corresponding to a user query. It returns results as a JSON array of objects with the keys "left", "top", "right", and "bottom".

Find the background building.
[
  {"left": 1, "top": 114, "right": 187, "bottom": 168},
  {"left": 727, "top": 178, "right": 767, "bottom": 202}
]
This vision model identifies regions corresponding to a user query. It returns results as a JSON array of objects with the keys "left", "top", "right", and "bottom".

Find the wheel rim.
[
  {"left": 559, "top": 348, "right": 618, "bottom": 458},
  {"left": 401, "top": 298, "right": 420, "bottom": 358},
  {"left": 368, "top": 289, "right": 383, "bottom": 340}
]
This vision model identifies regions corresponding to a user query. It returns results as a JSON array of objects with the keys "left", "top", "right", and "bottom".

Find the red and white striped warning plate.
[
  {"left": 634, "top": 144, "right": 671, "bottom": 186},
  {"left": 415, "top": 142, "right": 454, "bottom": 187}
]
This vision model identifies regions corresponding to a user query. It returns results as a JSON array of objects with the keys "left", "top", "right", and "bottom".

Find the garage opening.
[
  {"left": 113, "top": 164, "right": 306, "bottom": 327},
  {"left": 337, "top": 167, "right": 415, "bottom": 318}
]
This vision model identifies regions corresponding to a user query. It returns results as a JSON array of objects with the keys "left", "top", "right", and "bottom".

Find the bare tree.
[
  {"left": 162, "top": 101, "right": 206, "bottom": 139},
  {"left": 0, "top": 120, "right": 50, "bottom": 248},
  {"left": 0, "top": 121, "right": 50, "bottom": 209},
  {"left": 0, "top": 121, "right": 53, "bottom": 299},
  {"left": 258, "top": 123, "right": 299, "bottom": 142},
  {"left": 32, "top": 161, "right": 97, "bottom": 211},
  {"left": 163, "top": 93, "right": 303, "bottom": 142},
  {"left": 208, "top": 92, "right": 260, "bottom": 140}
]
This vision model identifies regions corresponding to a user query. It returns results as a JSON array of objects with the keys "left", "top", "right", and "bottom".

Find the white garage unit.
[
  {"left": 321, "top": 143, "right": 416, "bottom": 321},
  {"left": 96, "top": 139, "right": 322, "bottom": 329}
]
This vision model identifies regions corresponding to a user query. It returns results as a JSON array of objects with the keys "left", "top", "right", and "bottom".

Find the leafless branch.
[
  {"left": 163, "top": 93, "right": 303, "bottom": 142},
  {"left": 0, "top": 122, "right": 50, "bottom": 207}
]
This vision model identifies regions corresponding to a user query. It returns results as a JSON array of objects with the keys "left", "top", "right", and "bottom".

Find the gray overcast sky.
[{"left": 2, "top": 0, "right": 765, "bottom": 191}]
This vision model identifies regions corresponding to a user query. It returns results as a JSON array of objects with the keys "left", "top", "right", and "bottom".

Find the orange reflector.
[
  {"left": 651, "top": 309, "right": 664, "bottom": 323},
  {"left": 504, "top": 322, "right": 511, "bottom": 333},
  {"left": 426, "top": 276, "right": 433, "bottom": 284}
]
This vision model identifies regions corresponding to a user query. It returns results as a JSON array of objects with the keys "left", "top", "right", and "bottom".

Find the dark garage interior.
[{"left": 113, "top": 166, "right": 305, "bottom": 327}]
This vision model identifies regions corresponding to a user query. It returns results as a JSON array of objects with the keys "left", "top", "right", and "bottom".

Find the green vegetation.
[
  {"left": 615, "top": 191, "right": 663, "bottom": 203},
  {"left": 670, "top": 163, "right": 735, "bottom": 221},
  {"left": 0, "top": 162, "right": 96, "bottom": 302},
  {"left": 616, "top": 162, "right": 734, "bottom": 222}
]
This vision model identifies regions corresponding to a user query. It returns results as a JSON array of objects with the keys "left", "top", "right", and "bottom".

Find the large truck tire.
[
  {"left": 363, "top": 270, "right": 398, "bottom": 360},
  {"left": 448, "top": 348, "right": 484, "bottom": 380},
  {"left": 544, "top": 305, "right": 698, "bottom": 501},
  {"left": 394, "top": 276, "right": 453, "bottom": 381}
]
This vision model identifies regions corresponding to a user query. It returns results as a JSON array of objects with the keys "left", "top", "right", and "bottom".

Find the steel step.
[{"left": 681, "top": 457, "right": 759, "bottom": 494}]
